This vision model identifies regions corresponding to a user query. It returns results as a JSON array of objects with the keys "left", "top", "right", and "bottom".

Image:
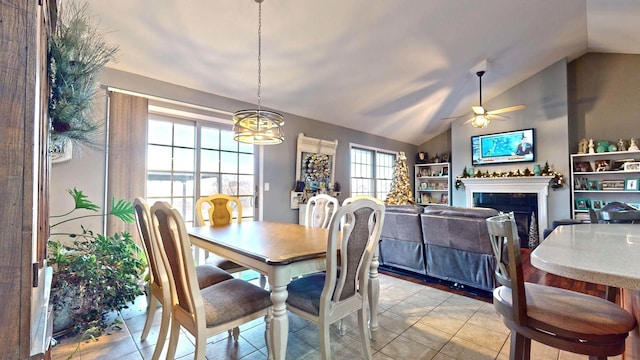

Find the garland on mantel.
[{"left": 455, "top": 162, "right": 565, "bottom": 190}]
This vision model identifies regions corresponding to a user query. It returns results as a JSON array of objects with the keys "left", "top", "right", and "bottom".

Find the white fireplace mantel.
[{"left": 461, "top": 176, "right": 554, "bottom": 244}]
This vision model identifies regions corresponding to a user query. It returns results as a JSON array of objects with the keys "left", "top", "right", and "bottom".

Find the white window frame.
[{"left": 349, "top": 143, "right": 397, "bottom": 200}]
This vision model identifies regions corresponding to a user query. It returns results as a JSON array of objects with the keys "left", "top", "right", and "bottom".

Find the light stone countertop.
[{"left": 531, "top": 223, "right": 640, "bottom": 290}]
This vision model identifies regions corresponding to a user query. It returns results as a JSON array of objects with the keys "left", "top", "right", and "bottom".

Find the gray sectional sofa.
[{"left": 379, "top": 204, "right": 499, "bottom": 292}]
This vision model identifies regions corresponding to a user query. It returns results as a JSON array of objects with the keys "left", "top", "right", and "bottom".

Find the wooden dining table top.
[{"left": 188, "top": 221, "right": 330, "bottom": 265}]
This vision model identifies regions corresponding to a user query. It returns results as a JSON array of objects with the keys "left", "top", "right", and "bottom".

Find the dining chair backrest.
[
  {"left": 134, "top": 198, "right": 165, "bottom": 291},
  {"left": 326, "top": 196, "right": 385, "bottom": 312},
  {"left": 305, "top": 194, "right": 339, "bottom": 228},
  {"left": 134, "top": 198, "right": 172, "bottom": 360},
  {"left": 195, "top": 194, "right": 242, "bottom": 226},
  {"left": 590, "top": 208, "right": 640, "bottom": 224},
  {"left": 486, "top": 213, "right": 526, "bottom": 322},
  {"left": 151, "top": 201, "right": 205, "bottom": 326},
  {"left": 286, "top": 195, "right": 385, "bottom": 359}
]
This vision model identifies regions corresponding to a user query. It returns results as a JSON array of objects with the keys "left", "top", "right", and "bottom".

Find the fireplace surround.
[{"left": 461, "top": 176, "right": 554, "bottom": 245}]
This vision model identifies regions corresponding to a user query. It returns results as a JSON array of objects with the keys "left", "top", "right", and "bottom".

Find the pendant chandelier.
[{"left": 232, "top": 0, "right": 284, "bottom": 145}]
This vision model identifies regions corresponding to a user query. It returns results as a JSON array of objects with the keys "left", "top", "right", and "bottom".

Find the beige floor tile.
[
  {"left": 418, "top": 312, "right": 466, "bottom": 336},
  {"left": 379, "top": 335, "right": 439, "bottom": 360},
  {"left": 431, "top": 352, "right": 456, "bottom": 360},
  {"left": 400, "top": 321, "right": 453, "bottom": 351},
  {"left": 454, "top": 322, "right": 508, "bottom": 352},
  {"left": 429, "top": 301, "right": 480, "bottom": 322},
  {"left": 376, "top": 310, "right": 422, "bottom": 335},
  {"left": 439, "top": 336, "right": 499, "bottom": 360},
  {"left": 51, "top": 274, "right": 500, "bottom": 360}
]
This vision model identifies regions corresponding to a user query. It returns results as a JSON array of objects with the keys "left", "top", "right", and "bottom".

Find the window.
[
  {"left": 350, "top": 145, "right": 396, "bottom": 200},
  {"left": 146, "top": 113, "right": 255, "bottom": 225}
]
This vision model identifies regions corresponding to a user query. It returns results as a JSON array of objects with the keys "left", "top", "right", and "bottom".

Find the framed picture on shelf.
[
  {"left": 574, "top": 162, "right": 593, "bottom": 172},
  {"left": 441, "top": 153, "right": 450, "bottom": 162},
  {"left": 595, "top": 160, "right": 611, "bottom": 172},
  {"left": 419, "top": 167, "right": 429, "bottom": 177},
  {"left": 601, "top": 179, "right": 625, "bottom": 191},
  {"left": 591, "top": 200, "right": 604, "bottom": 210},
  {"left": 442, "top": 166, "right": 449, "bottom": 176},
  {"left": 587, "top": 180, "right": 600, "bottom": 191},
  {"left": 421, "top": 193, "right": 430, "bottom": 204},
  {"left": 440, "top": 194, "right": 448, "bottom": 204},
  {"left": 416, "top": 152, "right": 428, "bottom": 164},
  {"left": 625, "top": 178, "right": 639, "bottom": 191},
  {"left": 575, "top": 198, "right": 590, "bottom": 210},
  {"left": 624, "top": 162, "right": 640, "bottom": 171}
]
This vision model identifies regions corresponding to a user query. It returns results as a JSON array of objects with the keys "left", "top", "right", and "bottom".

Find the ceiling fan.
[{"left": 462, "top": 70, "right": 526, "bottom": 128}]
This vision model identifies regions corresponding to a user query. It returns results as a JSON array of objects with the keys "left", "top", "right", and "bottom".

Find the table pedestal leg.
[
  {"left": 368, "top": 250, "right": 380, "bottom": 341},
  {"left": 269, "top": 269, "right": 290, "bottom": 360}
]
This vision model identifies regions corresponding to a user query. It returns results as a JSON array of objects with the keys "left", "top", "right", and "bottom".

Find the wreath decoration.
[
  {"left": 455, "top": 162, "right": 565, "bottom": 190},
  {"left": 303, "top": 153, "right": 331, "bottom": 183}
]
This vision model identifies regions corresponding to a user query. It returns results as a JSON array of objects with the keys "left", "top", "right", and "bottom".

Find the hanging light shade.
[
  {"left": 233, "top": 0, "right": 284, "bottom": 145},
  {"left": 470, "top": 114, "right": 490, "bottom": 128},
  {"left": 233, "top": 109, "right": 284, "bottom": 144}
]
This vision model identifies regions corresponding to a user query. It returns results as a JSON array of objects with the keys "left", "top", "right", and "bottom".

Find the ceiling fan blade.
[
  {"left": 440, "top": 115, "right": 462, "bottom": 121},
  {"left": 472, "top": 105, "right": 485, "bottom": 115},
  {"left": 460, "top": 117, "right": 474, "bottom": 126},
  {"left": 491, "top": 114, "right": 511, "bottom": 121},
  {"left": 487, "top": 104, "right": 526, "bottom": 115}
]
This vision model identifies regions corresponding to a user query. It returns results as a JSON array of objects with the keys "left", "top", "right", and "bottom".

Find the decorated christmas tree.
[{"left": 385, "top": 152, "right": 414, "bottom": 205}]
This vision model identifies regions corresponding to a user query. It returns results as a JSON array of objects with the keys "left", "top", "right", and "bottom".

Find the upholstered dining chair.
[
  {"left": 286, "top": 196, "right": 385, "bottom": 360},
  {"left": 486, "top": 212, "right": 636, "bottom": 360},
  {"left": 305, "top": 194, "right": 339, "bottom": 229},
  {"left": 195, "top": 194, "right": 266, "bottom": 287},
  {"left": 133, "top": 198, "right": 235, "bottom": 360},
  {"left": 150, "top": 201, "right": 273, "bottom": 360}
]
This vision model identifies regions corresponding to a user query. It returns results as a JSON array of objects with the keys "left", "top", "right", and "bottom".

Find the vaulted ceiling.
[{"left": 86, "top": 0, "right": 640, "bottom": 145}]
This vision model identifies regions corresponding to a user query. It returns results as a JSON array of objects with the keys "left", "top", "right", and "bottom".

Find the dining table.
[
  {"left": 530, "top": 223, "right": 640, "bottom": 359},
  {"left": 188, "top": 221, "right": 381, "bottom": 360}
]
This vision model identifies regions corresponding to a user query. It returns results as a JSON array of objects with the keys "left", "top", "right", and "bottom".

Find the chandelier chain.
[{"left": 257, "top": 0, "right": 262, "bottom": 111}]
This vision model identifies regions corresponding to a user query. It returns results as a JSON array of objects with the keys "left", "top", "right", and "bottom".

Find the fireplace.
[
  {"left": 460, "top": 176, "right": 553, "bottom": 246},
  {"left": 474, "top": 193, "right": 537, "bottom": 247}
]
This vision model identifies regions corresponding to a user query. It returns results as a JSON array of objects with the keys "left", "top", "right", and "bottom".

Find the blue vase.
[{"left": 533, "top": 164, "right": 541, "bottom": 176}]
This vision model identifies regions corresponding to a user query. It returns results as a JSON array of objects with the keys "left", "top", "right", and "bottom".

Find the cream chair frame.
[
  {"left": 305, "top": 194, "right": 339, "bottom": 228},
  {"left": 286, "top": 196, "right": 385, "bottom": 359},
  {"left": 150, "top": 201, "right": 272, "bottom": 360},
  {"left": 134, "top": 198, "right": 234, "bottom": 359}
]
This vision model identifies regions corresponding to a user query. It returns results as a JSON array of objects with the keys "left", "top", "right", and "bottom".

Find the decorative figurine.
[
  {"left": 588, "top": 138, "right": 595, "bottom": 154},
  {"left": 578, "top": 138, "right": 588, "bottom": 154},
  {"left": 617, "top": 139, "right": 627, "bottom": 151},
  {"left": 629, "top": 138, "right": 639, "bottom": 151}
]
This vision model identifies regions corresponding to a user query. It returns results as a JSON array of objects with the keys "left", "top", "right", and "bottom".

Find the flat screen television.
[{"left": 471, "top": 128, "right": 535, "bottom": 166}]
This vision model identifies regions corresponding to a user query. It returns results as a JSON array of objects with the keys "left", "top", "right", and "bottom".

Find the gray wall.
[
  {"left": 568, "top": 53, "right": 640, "bottom": 152},
  {"left": 448, "top": 59, "right": 571, "bottom": 228},
  {"left": 52, "top": 53, "right": 640, "bottom": 230},
  {"left": 51, "top": 68, "right": 416, "bottom": 227}
]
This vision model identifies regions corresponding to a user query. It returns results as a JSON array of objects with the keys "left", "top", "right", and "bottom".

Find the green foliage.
[
  {"left": 48, "top": 188, "right": 144, "bottom": 335},
  {"left": 49, "top": 2, "right": 118, "bottom": 149}
]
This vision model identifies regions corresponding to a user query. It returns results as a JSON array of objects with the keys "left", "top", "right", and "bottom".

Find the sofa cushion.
[
  {"left": 423, "top": 204, "right": 498, "bottom": 219},
  {"left": 421, "top": 206, "right": 498, "bottom": 254},
  {"left": 385, "top": 204, "right": 424, "bottom": 214},
  {"left": 381, "top": 205, "right": 424, "bottom": 243}
]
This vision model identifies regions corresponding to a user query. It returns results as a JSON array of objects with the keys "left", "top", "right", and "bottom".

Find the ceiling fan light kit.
[
  {"left": 232, "top": 0, "right": 285, "bottom": 145},
  {"left": 464, "top": 70, "right": 526, "bottom": 128}
]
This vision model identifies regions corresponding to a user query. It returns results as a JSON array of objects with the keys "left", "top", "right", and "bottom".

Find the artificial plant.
[
  {"left": 49, "top": 2, "right": 118, "bottom": 149},
  {"left": 49, "top": 188, "right": 144, "bottom": 337}
]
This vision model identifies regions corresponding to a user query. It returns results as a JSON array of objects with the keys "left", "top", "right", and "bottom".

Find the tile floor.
[{"left": 51, "top": 273, "right": 619, "bottom": 360}]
